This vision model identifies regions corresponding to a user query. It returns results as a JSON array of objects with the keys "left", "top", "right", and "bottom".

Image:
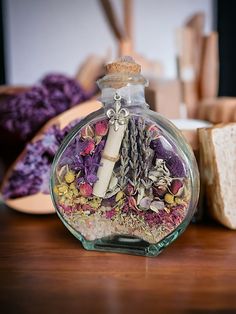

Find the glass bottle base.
[{"left": 62, "top": 214, "right": 188, "bottom": 257}]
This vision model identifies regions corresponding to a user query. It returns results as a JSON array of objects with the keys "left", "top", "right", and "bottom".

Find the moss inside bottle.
[{"left": 50, "top": 57, "right": 199, "bottom": 257}]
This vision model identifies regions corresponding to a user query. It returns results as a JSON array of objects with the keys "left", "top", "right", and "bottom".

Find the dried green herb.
[
  {"left": 119, "top": 124, "right": 130, "bottom": 188},
  {"left": 129, "top": 118, "right": 141, "bottom": 189},
  {"left": 137, "top": 118, "right": 154, "bottom": 190}
]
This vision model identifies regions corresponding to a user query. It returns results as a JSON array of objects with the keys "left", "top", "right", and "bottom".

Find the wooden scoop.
[{"left": 1, "top": 100, "right": 102, "bottom": 214}]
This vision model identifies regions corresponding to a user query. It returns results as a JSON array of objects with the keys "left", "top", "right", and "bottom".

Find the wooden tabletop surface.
[{"left": 1, "top": 203, "right": 236, "bottom": 314}]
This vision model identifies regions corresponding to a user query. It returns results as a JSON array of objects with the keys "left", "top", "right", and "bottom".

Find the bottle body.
[{"left": 50, "top": 84, "right": 199, "bottom": 256}]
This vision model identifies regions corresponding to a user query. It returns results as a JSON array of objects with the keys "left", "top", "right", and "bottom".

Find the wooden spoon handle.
[{"left": 99, "top": 0, "right": 124, "bottom": 40}]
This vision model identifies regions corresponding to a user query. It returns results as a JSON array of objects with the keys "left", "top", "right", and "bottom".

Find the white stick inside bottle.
[{"left": 92, "top": 123, "right": 127, "bottom": 198}]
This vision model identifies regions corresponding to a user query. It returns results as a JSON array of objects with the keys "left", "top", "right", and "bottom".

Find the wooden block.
[
  {"left": 199, "top": 32, "right": 219, "bottom": 99},
  {"left": 176, "top": 27, "right": 199, "bottom": 119},
  {"left": 182, "top": 81, "right": 198, "bottom": 119},
  {"left": 198, "top": 97, "right": 236, "bottom": 123},
  {"left": 186, "top": 12, "right": 205, "bottom": 82},
  {"left": 146, "top": 79, "right": 181, "bottom": 119}
]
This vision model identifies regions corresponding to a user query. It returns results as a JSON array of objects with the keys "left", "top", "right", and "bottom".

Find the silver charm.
[{"left": 106, "top": 93, "right": 129, "bottom": 131}]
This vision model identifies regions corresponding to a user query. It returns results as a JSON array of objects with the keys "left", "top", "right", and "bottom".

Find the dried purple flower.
[
  {"left": 150, "top": 136, "right": 174, "bottom": 160},
  {"left": 166, "top": 155, "right": 186, "bottom": 178},
  {"left": 105, "top": 208, "right": 116, "bottom": 219},
  {"left": 2, "top": 120, "right": 80, "bottom": 199},
  {"left": 0, "top": 74, "right": 93, "bottom": 141},
  {"left": 150, "top": 136, "right": 186, "bottom": 177}
]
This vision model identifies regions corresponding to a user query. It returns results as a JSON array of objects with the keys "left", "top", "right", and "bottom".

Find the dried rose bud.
[
  {"left": 81, "top": 125, "right": 94, "bottom": 139},
  {"left": 95, "top": 120, "right": 108, "bottom": 136},
  {"left": 124, "top": 184, "right": 135, "bottom": 195},
  {"left": 128, "top": 196, "right": 137, "bottom": 209},
  {"left": 82, "top": 204, "right": 93, "bottom": 211},
  {"left": 79, "top": 182, "right": 93, "bottom": 197},
  {"left": 153, "top": 185, "right": 166, "bottom": 198},
  {"left": 81, "top": 140, "right": 95, "bottom": 155},
  {"left": 147, "top": 124, "right": 159, "bottom": 139},
  {"left": 170, "top": 179, "right": 183, "bottom": 195}
]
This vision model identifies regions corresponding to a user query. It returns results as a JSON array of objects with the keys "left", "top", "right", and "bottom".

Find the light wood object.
[
  {"left": 76, "top": 55, "right": 109, "bottom": 92},
  {"left": 146, "top": 79, "right": 181, "bottom": 119},
  {"left": 199, "top": 32, "right": 219, "bottom": 99},
  {"left": 99, "top": 0, "right": 163, "bottom": 77},
  {"left": 199, "top": 123, "right": 236, "bottom": 229},
  {"left": 1, "top": 100, "right": 102, "bottom": 214},
  {"left": 176, "top": 27, "right": 198, "bottom": 119},
  {"left": 186, "top": 12, "right": 205, "bottom": 84},
  {"left": 198, "top": 97, "right": 236, "bottom": 123}
]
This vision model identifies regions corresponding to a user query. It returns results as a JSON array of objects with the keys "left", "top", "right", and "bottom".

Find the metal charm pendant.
[{"left": 106, "top": 93, "right": 129, "bottom": 131}]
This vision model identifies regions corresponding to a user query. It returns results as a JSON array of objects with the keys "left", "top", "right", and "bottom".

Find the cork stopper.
[{"left": 105, "top": 56, "right": 141, "bottom": 75}]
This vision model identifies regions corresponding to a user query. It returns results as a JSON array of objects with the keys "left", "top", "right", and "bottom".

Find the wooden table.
[{"left": 1, "top": 204, "right": 236, "bottom": 314}]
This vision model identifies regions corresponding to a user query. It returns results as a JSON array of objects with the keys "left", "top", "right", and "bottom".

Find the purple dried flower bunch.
[
  {"left": 2, "top": 119, "right": 80, "bottom": 199},
  {"left": 53, "top": 117, "right": 190, "bottom": 244},
  {"left": 0, "top": 74, "right": 92, "bottom": 142}
]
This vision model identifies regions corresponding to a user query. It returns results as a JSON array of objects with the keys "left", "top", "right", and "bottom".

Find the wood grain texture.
[{"left": 1, "top": 203, "right": 236, "bottom": 314}]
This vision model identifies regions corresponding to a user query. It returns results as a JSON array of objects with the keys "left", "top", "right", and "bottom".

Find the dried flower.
[
  {"left": 89, "top": 197, "right": 102, "bottom": 209},
  {"left": 65, "top": 171, "right": 75, "bottom": 183},
  {"left": 105, "top": 208, "right": 116, "bottom": 219},
  {"left": 95, "top": 120, "right": 108, "bottom": 136},
  {"left": 119, "top": 125, "right": 130, "bottom": 188},
  {"left": 128, "top": 196, "right": 138, "bottom": 210},
  {"left": 164, "top": 193, "right": 175, "bottom": 204},
  {"left": 2, "top": 120, "right": 80, "bottom": 200},
  {"left": 147, "top": 124, "right": 159, "bottom": 139},
  {"left": 58, "top": 183, "right": 69, "bottom": 195},
  {"left": 129, "top": 118, "right": 141, "bottom": 189},
  {"left": 169, "top": 179, "right": 183, "bottom": 195},
  {"left": 115, "top": 191, "right": 124, "bottom": 202},
  {"left": 81, "top": 125, "right": 95, "bottom": 139},
  {"left": 150, "top": 136, "right": 174, "bottom": 160},
  {"left": 166, "top": 155, "right": 186, "bottom": 178},
  {"left": 81, "top": 140, "right": 95, "bottom": 155},
  {"left": 79, "top": 182, "right": 93, "bottom": 197},
  {"left": 137, "top": 117, "right": 154, "bottom": 189},
  {"left": 0, "top": 74, "right": 92, "bottom": 142},
  {"left": 152, "top": 185, "right": 167, "bottom": 198},
  {"left": 150, "top": 201, "right": 165, "bottom": 213},
  {"left": 124, "top": 183, "right": 135, "bottom": 196},
  {"left": 139, "top": 197, "right": 152, "bottom": 210}
]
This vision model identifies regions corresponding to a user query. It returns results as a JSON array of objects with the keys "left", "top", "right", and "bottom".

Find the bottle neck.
[{"left": 100, "top": 84, "right": 146, "bottom": 108}]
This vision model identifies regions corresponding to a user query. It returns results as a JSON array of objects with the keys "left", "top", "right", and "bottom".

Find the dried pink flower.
[
  {"left": 95, "top": 120, "right": 108, "bottom": 136},
  {"left": 170, "top": 179, "right": 183, "bottom": 195},
  {"left": 124, "top": 183, "right": 135, "bottom": 196},
  {"left": 81, "top": 140, "right": 95, "bottom": 155},
  {"left": 105, "top": 208, "right": 116, "bottom": 219},
  {"left": 153, "top": 185, "right": 167, "bottom": 198},
  {"left": 128, "top": 196, "right": 137, "bottom": 210},
  {"left": 82, "top": 204, "right": 93, "bottom": 211},
  {"left": 79, "top": 182, "right": 93, "bottom": 197},
  {"left": 147, "top": 124, "right": 159, "bottom": 139}
]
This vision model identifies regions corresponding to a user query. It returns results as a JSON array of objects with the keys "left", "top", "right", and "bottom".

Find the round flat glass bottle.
[{"left": 50, "top": 57, "right": 199, "bottom": 256}]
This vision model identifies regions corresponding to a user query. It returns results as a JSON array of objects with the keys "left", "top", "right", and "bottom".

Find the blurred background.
[{"left": 1, "top": 0, "right": 213, "bottom": 84}]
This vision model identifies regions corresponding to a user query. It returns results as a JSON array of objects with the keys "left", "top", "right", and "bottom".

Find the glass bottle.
[{"left": 50, "top": 57, "right": 199, "bottom": 257}]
